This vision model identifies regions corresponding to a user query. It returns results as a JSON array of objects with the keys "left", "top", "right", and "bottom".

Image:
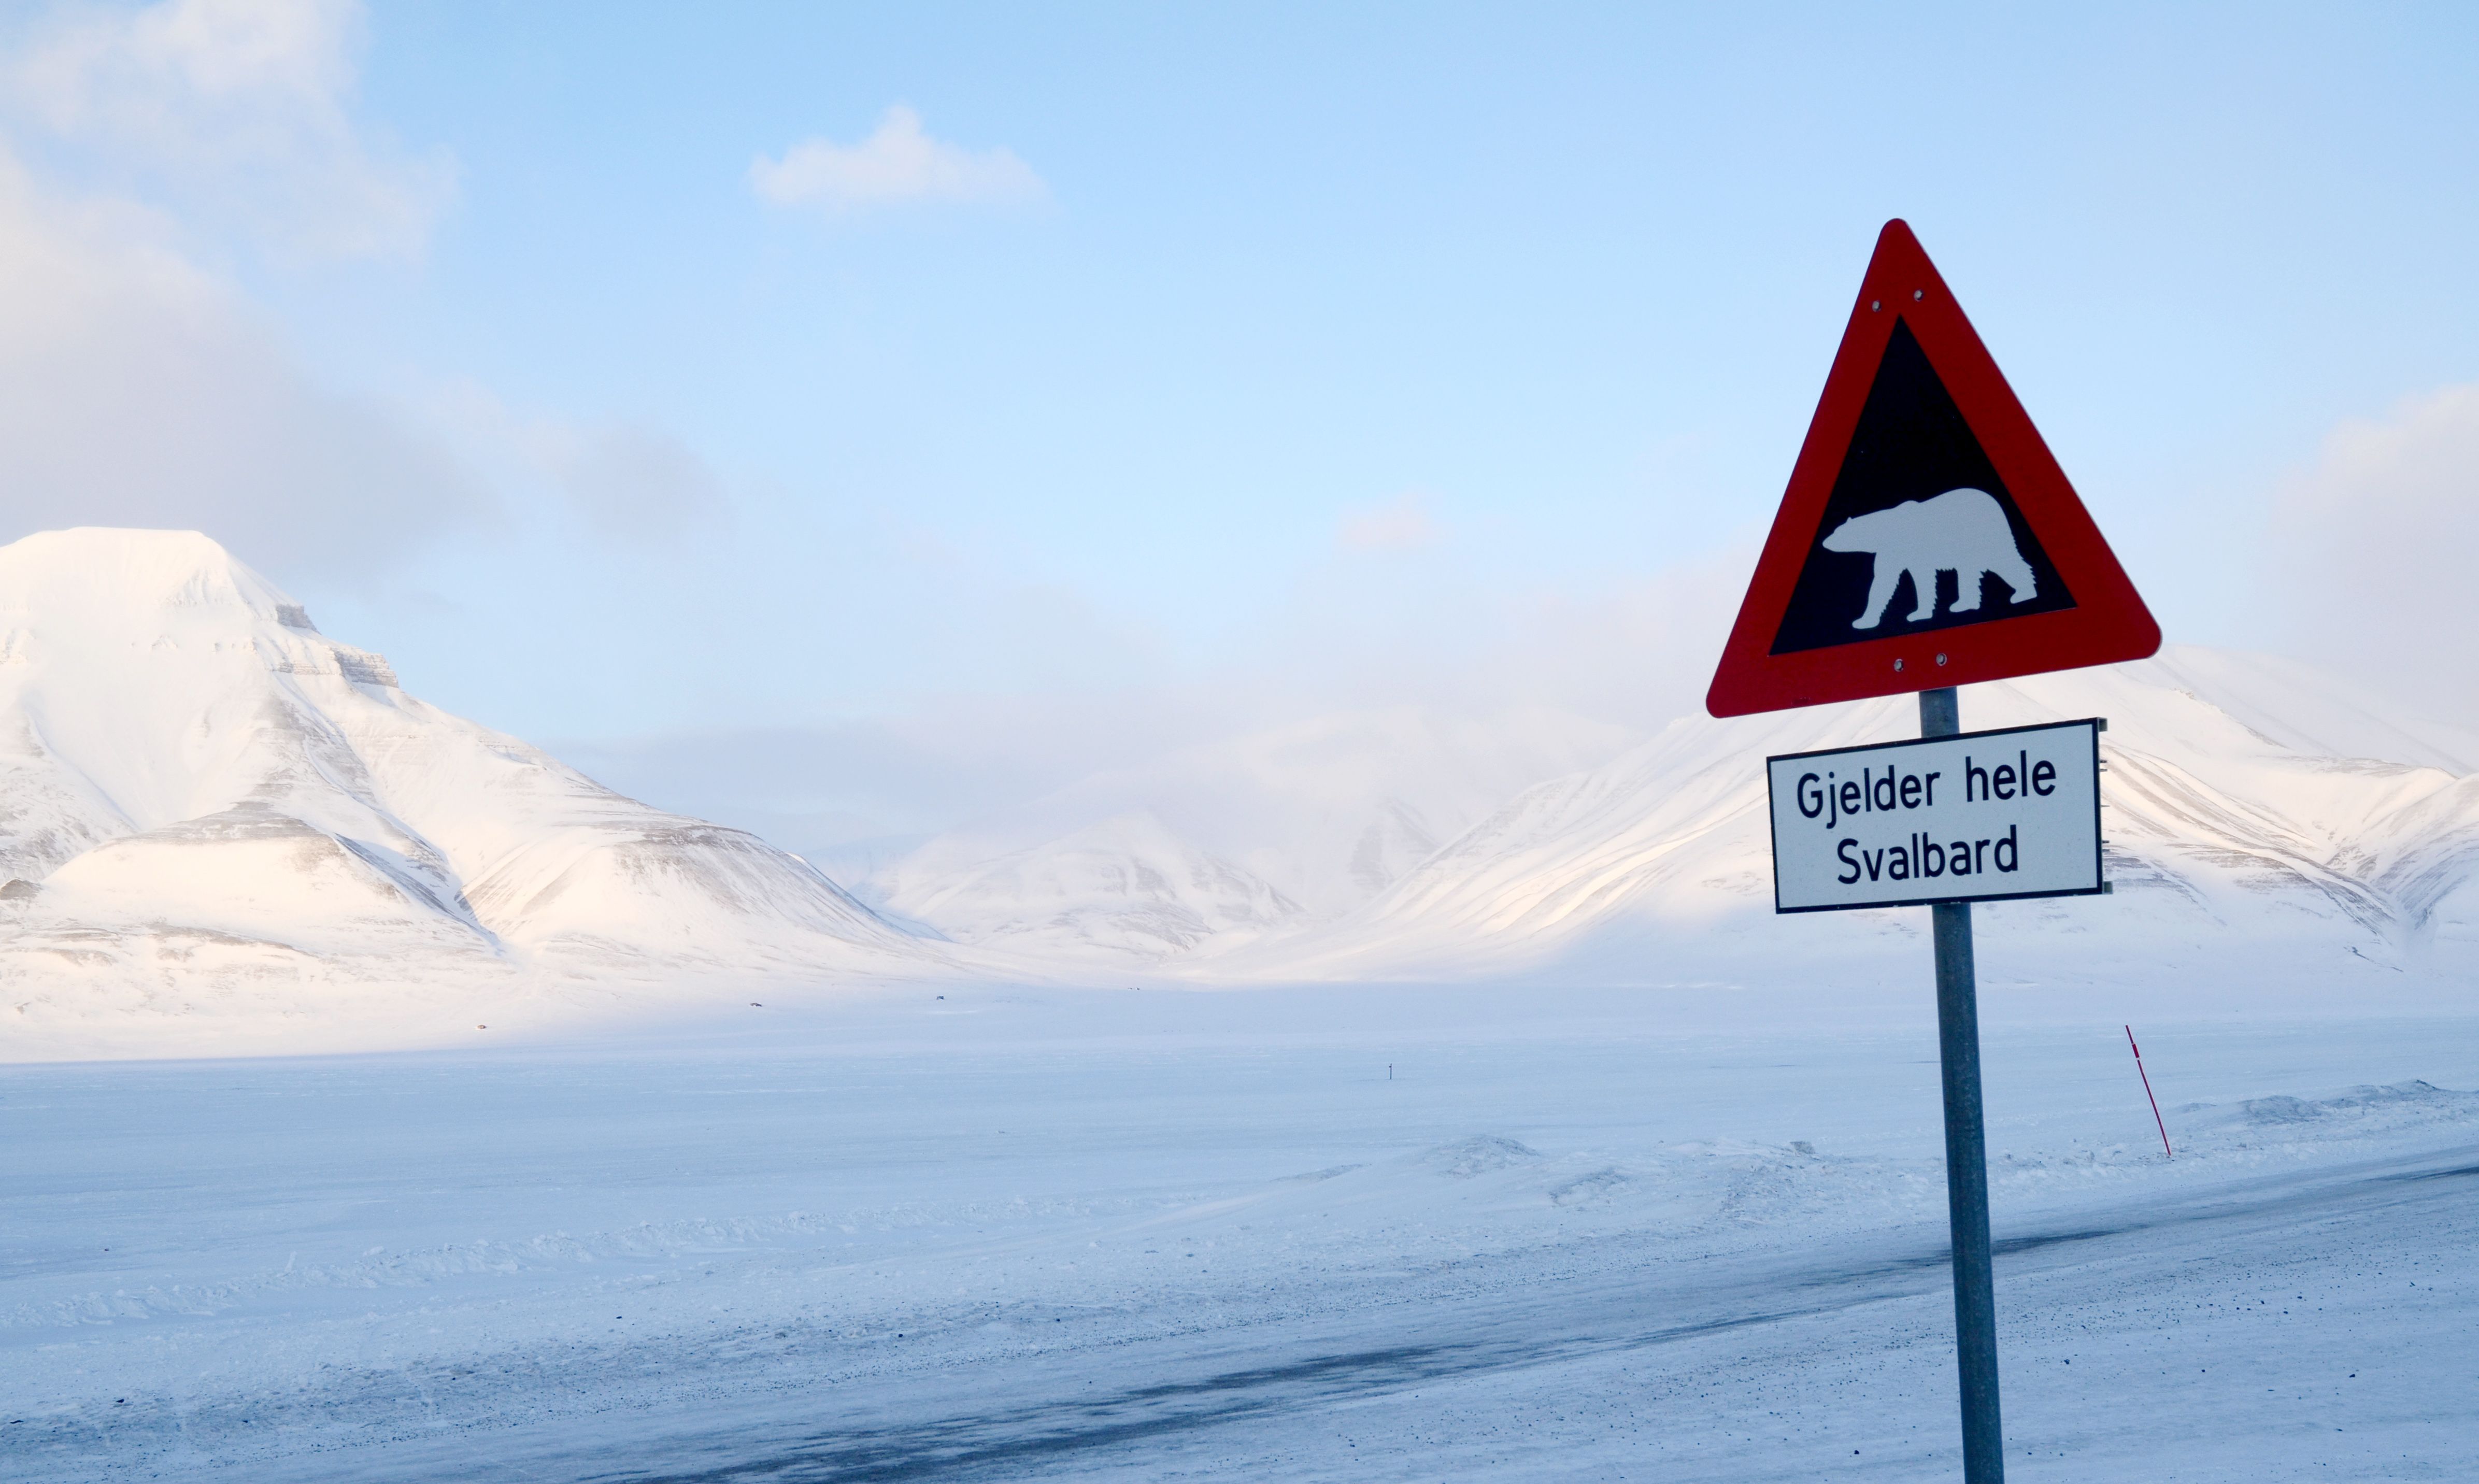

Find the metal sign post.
[
  {"left": 1757, "top": 692, "right": 2098, "bottom": 1484},
  {"left": 1921, "top": 685, "right": 2002, "bottom": 1483},
  {"left": 1705, "top": 222, "right": 2162, "bottom": 1481}
]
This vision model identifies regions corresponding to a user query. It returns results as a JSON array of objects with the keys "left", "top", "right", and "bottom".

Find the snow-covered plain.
[{"left": 7, "top": 984, "right": 2477, "bottom": 1481}]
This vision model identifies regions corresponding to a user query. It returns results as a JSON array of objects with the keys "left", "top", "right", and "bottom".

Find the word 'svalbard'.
[{"left": 1765, "top": 719, "right": 2104, "bottom": 912}]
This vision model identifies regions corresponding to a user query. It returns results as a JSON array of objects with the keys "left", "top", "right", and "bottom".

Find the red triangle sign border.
[{"left": 1705, "top": 220, "right": 2160, "bottom": 718}]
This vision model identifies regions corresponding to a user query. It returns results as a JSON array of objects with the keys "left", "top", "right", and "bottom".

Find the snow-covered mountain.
[
  {"left": 1204, "top": 650, "right": 2479, "bottom": 991},
  {"left": 8, "top": 527, "right": 2471, "bottom": 1056},
  {"left": 0, "top": 529, "right": 945, "bottom": 1048},
  {"left": 870, "top": 646, "right": 2479, "bottom": 987},
  {"left": 871, "top": 707, "right": 1633, "bottom": 963}
]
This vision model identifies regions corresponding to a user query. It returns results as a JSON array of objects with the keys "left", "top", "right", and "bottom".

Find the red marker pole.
[{"left": 2126, "top": 1025, "right": 2171, "bottom": 1158}]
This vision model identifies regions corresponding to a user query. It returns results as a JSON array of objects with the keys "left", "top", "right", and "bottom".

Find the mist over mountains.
[
  {"left": 868, "top": 650, "right": 2479, "bottom": 994},
  {"left": 4, "top": 529, "right": 2472, "bottom": 1057},
  {"left": 869, "top": 706, "right": 1635, "bottom": 962}
]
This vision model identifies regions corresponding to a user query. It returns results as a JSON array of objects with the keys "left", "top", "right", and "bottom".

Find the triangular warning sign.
[{"left": 1706, "top": 221, "right": 2158, "bottom": 718}]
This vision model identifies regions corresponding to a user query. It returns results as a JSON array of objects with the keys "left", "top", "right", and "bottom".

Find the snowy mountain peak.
[
  {"left": 0, "top": 529, "right": 944, "bottom": 1050},
  {"left": 0, "top": 527, "right": 309, "bottom": 631}
]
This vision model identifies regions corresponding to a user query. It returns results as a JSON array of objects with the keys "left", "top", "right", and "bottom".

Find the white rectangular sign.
[{"left": 1766, "top": 719, "right": 2103, "bottom": 912}]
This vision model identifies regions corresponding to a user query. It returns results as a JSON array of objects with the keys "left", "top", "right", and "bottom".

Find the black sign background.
[{"left": 1769, "top": 320, "right": 2076, "bottom": 656}]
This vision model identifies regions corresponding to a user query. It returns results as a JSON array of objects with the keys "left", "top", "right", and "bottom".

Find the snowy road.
[
  {"left": 373, "top": 1149, "right": 2479, "bottom": 1483},
  {"left": 7, "top": 986, "right": 2477, "bottom": 1480}
]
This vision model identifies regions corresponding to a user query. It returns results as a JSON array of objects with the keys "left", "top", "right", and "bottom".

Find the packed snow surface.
[{"left": 5, "top": 984, "right": 2475, "bottom": 1480}]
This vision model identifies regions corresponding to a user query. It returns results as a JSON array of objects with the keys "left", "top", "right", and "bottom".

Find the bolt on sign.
[{"left": 1706, "top": 220, "right": 2159, "bottom": 1484}]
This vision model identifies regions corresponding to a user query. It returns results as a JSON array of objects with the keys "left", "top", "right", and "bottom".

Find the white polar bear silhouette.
[{"left": 1821, "top": 487, "right": 2036, "bottom": 629}]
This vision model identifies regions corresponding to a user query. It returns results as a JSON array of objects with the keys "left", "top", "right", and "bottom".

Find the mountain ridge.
[
  {"left": 1189, "top": 651, "right": 2479, "bottom": 989},
  {"left": 0, "top": 529, "right": 956, "bottom": 1054},
  {"left": 5, "top": 529, "right": 2473, "bottom": 1059}
]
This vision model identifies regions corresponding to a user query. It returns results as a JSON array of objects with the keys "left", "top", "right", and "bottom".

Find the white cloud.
[
  {"left": 749, "top": 105, "right": 1045, "bottom": 212},
  {"left": 553, "top": 549, "right": 1756, "bottom": 872},
  {"left": 5, "top": 0, "right": 453, "bottom": 259},
  {"left": 433, "top": 387, "right": 729, "bottom": 543},
  {"left": 1336, "top": 491, "right": 1441, "bottom": 552},
  {"left": 2267, "top": 383, "right": 2479, "bottom": 725},
  {"left": 0, "top": 146, "right": 483, "bottom": 573},
  {"left": 548, "top": 425, "right": 729, "bottom": 541}
]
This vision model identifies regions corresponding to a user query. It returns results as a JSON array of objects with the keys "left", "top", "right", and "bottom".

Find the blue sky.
[{"left": 3, "top": 1, "right": 2475, "bottom": 843}]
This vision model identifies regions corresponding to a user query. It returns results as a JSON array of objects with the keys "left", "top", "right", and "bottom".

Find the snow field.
[{"left": 5, "top": 983, "right": 2476, "bottom": 1480}]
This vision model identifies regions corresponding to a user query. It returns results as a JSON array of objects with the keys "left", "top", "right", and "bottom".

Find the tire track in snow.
[{"left": 567, "top": 1147, "right": 2479, "bottom": 1484}]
